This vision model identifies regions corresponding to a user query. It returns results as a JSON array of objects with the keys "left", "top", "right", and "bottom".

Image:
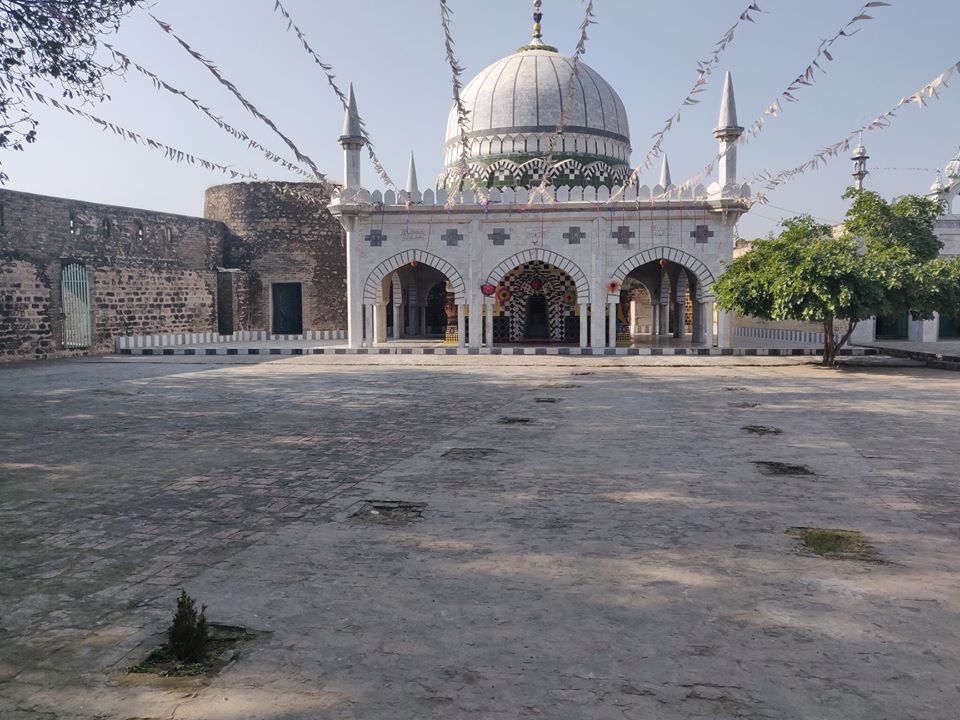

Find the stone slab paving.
[{"left": 1, "top": 355, "right": 958, "bottom": 719}]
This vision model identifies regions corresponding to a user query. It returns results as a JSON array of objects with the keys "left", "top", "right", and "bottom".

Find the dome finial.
[{"left": 532, "top": 0, "right": 544, "bottom": 44}]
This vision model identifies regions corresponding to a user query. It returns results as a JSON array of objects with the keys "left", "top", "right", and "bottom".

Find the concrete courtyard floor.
[{"left": 1, "top": 354, "right": 958, "bottom": 719}]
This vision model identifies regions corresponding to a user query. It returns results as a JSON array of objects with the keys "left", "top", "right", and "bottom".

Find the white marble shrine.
[{"left": 328, "top": 7, "right": 752, "bottom": 349}]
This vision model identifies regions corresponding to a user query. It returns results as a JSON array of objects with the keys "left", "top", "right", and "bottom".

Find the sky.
[{"left": 5, "top": 0, "right": 960, "bottom": 239}]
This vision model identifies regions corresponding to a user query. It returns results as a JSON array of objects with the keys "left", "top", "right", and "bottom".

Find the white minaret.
[
  {"left": 659, "top": 154, "right": 672, "bottom": 188},
  {"left": 851, "top": 133, "right": 869, "bottom": 191},
  {"left": 339, "top": 83, "right": 365, "bottom": 190},
  {"left": 406, "top": 151, "right": 419, "bottom": 194},
  {"left": 714, "top": 71, "right": 743, "bottom": 190}
]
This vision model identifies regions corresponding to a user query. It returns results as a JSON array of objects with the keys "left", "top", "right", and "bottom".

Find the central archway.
[{"left": 487, "top": 249, "right": 590, "bottom": 303}]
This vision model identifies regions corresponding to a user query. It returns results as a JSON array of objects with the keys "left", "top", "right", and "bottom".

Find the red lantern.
[
  {"left": 480, "top": 283, "right": 496, "bottom": 297},
  {"left": 410, "top": 260, "right": 418, "bottom": 268},
  {"left": 659, "top": 258, "right": 667, "bottom": 268},
  {"left": 530, "top": 276, "right": 544, "bottom": 291}
]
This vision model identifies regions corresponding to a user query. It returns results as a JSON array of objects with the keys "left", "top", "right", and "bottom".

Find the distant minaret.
[
  {"left": 851, "top": 133, "right": 869, "bottom": 191},
  {"left": 339, "top": 83, "right": 366, "bottom": 190},
  {"left": 714, "top": 72, "right": 744, "bottom": 189},
  {"left": 659, "top": 155, "right": 672, "bottom": 188},
  {"left": 406, "top": 151, "right": 420, "bottom": 195}
]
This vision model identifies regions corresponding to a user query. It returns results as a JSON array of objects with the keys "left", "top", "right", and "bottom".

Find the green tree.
[
  {"left": 715, "top": 191, "right": 959, "bottom": 366},
  {"left": 0, "top": 0, "right": 141, "bottom": 180}
]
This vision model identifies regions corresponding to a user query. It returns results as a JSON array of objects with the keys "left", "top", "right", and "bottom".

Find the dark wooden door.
[
  {"left": 272, "top": 283, "right": 303, "bottom": 335},
  {"left": 524, "top": 295, "right": 550, "bottom": 340}
]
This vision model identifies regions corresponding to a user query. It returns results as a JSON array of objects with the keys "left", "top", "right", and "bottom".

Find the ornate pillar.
[
  {"left": 363, "top": 303, "right": 374, "bottom": 348},
  {"left": 607, "top": 301, "right": 617, "bottom": 348},
  {"left": 485, "top": 301, "right": 495, "bottom": 347},
  {"left": 579, "top": 304, "right": 589, "bottom": 349},
  {"left": 374, "top": 303, "right": 387, "bottom": 343}
]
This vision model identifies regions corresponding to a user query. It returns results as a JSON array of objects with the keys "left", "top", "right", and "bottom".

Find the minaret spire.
[
  {"left": 659, "top": 155, "right": 672, "bottom": 188},
  {"left": 714, "top": 71, "right": 744, "bottom": 191},
  {"left": 851, "top": 132, "right": 869, "bottom": 191},
  {"left": 406, "top": 151, "right": 419, "bottom": 195},
  {"left": 339, "top": 83, "right": 366, "bottom": 189}
]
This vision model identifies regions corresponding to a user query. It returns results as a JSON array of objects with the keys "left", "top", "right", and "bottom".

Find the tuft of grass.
[
  {"left": 499, "top": 416, "right": 533, "bottom": 425},
  {"left": 754, "top": 461, "right": 813, "bottom": 476},
  {"left": 539, "top": 383, "right": 582, "bottom": 389},
  {"left": 787, "top": 527, "right": 880, "bottom": 561}
]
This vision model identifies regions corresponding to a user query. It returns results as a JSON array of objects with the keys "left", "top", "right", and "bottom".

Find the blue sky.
[{"left": 6, "top": 0, "right": 959, "bottom": 238}]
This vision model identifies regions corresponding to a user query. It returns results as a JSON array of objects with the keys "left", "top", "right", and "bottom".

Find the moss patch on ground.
[{"left": 787, "top": 527, "right": 880, "bottom": 561}]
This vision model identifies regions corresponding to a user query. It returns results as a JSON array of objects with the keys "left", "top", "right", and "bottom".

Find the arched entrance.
[
  {"left": 496, "top": 260, "right": 580, "bottom": 343},
  {"left": 610, "top": 247, "right": 716, "bottom": 346},
  {"left": 362, "top": 251, "right": 465, "bottom": 345}
]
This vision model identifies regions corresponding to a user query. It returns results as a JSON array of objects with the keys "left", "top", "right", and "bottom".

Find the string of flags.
[
  {"left": 749, "top": 59, "right": 960, "bottom": 201},
  {"left": 148, "top": 11, "right": 327, "bottom": 184},
  {"left": 640, "top": 4, "right": 762, "bottom": 172},
  {"left": 531, "top": 0, "right": 596, "bottom": 205},
  {"left": 6, "top": 79, "right": 260, "bottom": 182},
  {"left": 658, "top": 0, "right": 892, "bottom": 202},
  {"left": 439, "top": 0, "right": 474, "bottom": 206},
  {"left": 104, "top": 43, "right": 311, "bottom": 179},
  {"left": 270, "top": 0, "right": 399, "bottom": 192}
]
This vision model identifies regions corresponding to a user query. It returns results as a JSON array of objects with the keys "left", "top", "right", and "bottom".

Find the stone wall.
[
  {"left": 204, "top": 182, "right": 346, "bottom": 333},
  {"left": 0, "top": 258, "right": 52, "bottom": 359},
  {"left": 0, "top": 188, "right": 227, "bottom": 360}
]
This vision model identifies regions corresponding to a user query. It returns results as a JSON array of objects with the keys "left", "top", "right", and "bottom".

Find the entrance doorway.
[
  {"left": 524, "top": 295, "right": 550, "bottom": 340},
  {"left": 875, "top": 313, "right": 907, "bottom": 340},
  {"left": 61, "top": 262, "right": 92, "bottom": 348},
  {"left": 940, "top": 310, "right": 959, "bottom": 338},
  {"left": 271, "top": 282, "right": 303, "bottom": 334}
]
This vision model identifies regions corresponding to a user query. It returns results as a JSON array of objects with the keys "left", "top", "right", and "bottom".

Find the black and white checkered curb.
[{"left": 114, "top": 346, "right": 881, "bottom": 358}]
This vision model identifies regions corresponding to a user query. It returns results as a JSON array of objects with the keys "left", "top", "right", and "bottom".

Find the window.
[
  {"left": 102, "top": 218, "right": 111, "bottom": 237},
  {"left": 134, "top": 221, "right": 144, "bottom": 241}
]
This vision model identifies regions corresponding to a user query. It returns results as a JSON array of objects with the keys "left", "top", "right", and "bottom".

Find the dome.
[
  {"left": 442, "top": 47, "right": 631, "bottom": 189},
  {"left": 945, "top": 147, "right": 960, "bottom": 181}
]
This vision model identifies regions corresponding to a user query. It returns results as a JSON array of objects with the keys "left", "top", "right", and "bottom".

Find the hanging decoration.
[
  {"left": 104, "top": 44, "right": 311, "bottom": 179},
  {"left": 439, "top": 0, "right": 475, "bottom": 206},
  {"left": 481, "top": 283, "right": 496, "bottom": 297},
  {"left": 749, "top": 59, "right": 960, "bottom": 200},
  {"left": 640, "top": 4, "right": 763, "bottom": 173},
  {"left": 637, "top": 0, "right": 892, "bottom": 204},
  {"left": 269, "top": 0, "right": 399, "bottom": 192},
  {"left": 7, "top": 80, "right": 259, "bottom": 181},
  {"left": 562, "top": 290, "right": 577, "bottom": 306},
  {"left": 147, "top": 12, "right": 326, "bottom": 183},
  {"left": 496, "top": 286, "right": 512, "bottom": 303},
  {"left": 530, "top": 0, "right": 596, "bottom": 205},
  {"left": 607, "top": 280, "right": 622, "bottom": 294}
]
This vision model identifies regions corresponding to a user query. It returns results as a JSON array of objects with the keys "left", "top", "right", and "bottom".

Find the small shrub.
[{"left": 168, "top": 590, "right": 208, "bottom": 663}]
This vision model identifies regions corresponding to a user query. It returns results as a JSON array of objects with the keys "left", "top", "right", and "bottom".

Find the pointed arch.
[
  {"left": 363, "top": 250, "right": 465, "bottom": 304},
  {"left": 486, "top": 248, "right": 590, "bottom": 302},
  {"left": 611, "top": 246, "right": 716, "bottom": 301}
]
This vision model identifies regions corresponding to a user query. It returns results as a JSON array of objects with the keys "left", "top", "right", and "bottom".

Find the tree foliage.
[
  {"left": 168, "top": 590, "right": 208, "bottom": 663},
  {"left": 0, "top": 0, "right": 140, "bottom": 179},
  {"left": 715, "top": 190, "right": 959, "bottom": 365}
]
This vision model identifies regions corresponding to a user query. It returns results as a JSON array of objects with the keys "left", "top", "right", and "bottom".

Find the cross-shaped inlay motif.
[
  {"left": 488, "top": 228, "right": 510, "bottom": 246},
  {"left": 612, "top": 225, "right": 635, "bottom": 245},
  {"left": 691, "top": 225, "right": 714, "bottom": 244},
  {"left": 563, "top": 226, "right": 586, "bottom": 245},
  {"left": 442, "top": 228, "right": 463, "bottom": 247},
  {"left": 365, "top": 229, "right": 386, "bottom": 247}
]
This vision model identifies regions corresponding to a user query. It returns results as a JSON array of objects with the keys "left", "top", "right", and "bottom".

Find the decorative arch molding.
[
  {"left": 363, "top": 250, "right": 465, "bottom": 304},
  {"left": 486, "top": 249, "right": 590, "bottom": 303},
  {"left": 611, "top": 246, "right": 716, "bottom": 301}
]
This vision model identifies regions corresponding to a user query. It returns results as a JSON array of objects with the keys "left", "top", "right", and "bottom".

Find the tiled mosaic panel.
[{"left": 496, "top": 261, "right": 578, "bottom": 342}]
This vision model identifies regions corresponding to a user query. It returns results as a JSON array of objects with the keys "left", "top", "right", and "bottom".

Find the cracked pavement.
[{"left": 1, "top": 355, "right": 959, "bottom": 718}]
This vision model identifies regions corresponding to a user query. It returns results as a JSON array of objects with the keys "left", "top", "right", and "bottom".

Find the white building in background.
[
  {"left": 328, "top": 12, "right": 751, "bottom": 350},
  {"left": 851, "top": 146, "right": 960, "bottom": 344}
]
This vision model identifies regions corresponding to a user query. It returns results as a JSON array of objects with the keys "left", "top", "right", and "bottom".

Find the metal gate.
[
  {"left": 271, "top": 282, "right": 303, "bottom": 335},
  {"left": 61, "top": 263, "right": 92, "bottom": 348}
]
